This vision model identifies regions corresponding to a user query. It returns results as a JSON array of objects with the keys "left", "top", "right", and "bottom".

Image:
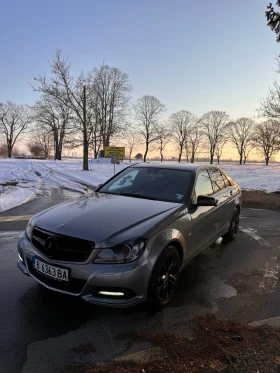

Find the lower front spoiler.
[
  {"left": 81, "top": 293, "right": 144, "bottom": 308},
  {"left": 17, "top": 258, "right": 30, "bottom": 276},
  {"left": 17, "top": 259, "right": 145, "bottom": 308}
]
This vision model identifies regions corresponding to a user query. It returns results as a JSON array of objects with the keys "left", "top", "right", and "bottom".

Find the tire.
[
  {"left": 147, "top": 246, "right": 180, "bottom": 307},
  {"left": 222, "top": 208, "right": 240, "bottom": 242}
]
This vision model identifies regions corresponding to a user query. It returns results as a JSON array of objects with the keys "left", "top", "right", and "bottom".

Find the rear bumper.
[{"left": 17, "top": 232, "right": 151, "bottom": 308}]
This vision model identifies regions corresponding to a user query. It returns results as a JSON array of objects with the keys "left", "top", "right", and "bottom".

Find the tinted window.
[
  {"left": 193, "top": 170, "right": 213, "bottom": 202},
  {"left": 99, "top": 167, "right": 191, "bottom": 203},
  {"left": 222, "top": 173, "right": 231, "bottom": 187},
  {"left": 209, "top": 169, "right": 227, "bottom": 193}
]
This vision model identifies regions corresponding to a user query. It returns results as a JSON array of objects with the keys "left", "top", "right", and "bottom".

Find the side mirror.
[{"left": 197, "top": 195, "right": 217, "bottom": 207}]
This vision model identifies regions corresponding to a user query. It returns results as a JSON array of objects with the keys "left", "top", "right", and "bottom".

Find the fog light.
[
  {"left": 18, "top": 253, "right": 24, "bottom": 262},
  {"left": 98, "top": 291, "right": 124, "bottom": 297}
]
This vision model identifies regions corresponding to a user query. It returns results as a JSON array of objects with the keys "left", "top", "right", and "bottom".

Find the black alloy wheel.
[{"left": 148, "top": 246, "right": 180, "bottom": 306}]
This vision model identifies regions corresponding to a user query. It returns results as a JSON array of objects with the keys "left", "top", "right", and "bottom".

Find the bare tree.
[
  {"left": 156, "top": 123, "right": 170, "bottom": 162},
  {"left": 89, "top": 120, "right": 102, "bottom": 159},
  {"left": 91, "top": 64, "right": 132, "bottom": 148},
  {"left": 259, "top": 79, "right": 280, "bottom": 121},
  {"left": 32, "top": 94, "right": 71, "bottom": 160},
  {"left": 186, "top": 128, "right": 204, "bottom": 163},
  {"left": 134, "top": 95, "right": 165, "bottom": 162},
  {"left": 122, "top": 129, "right": 141, "bottom": 162},
  {"left": 215, "top": 139, "right": 227, "bottom": 164},
  {"left": 38, "top": 128, "right": 53, "bottom": 158},
  {"left": 265, "top": 1, "right": 280, "bottom": 42},
  {"left": 33, "top": 50, "right": 93, "bottom": 170},
  {"left": 227, "top": 118, "right": 255, "bottom": 165},
  {"left": 0, "top": 101, "right": 30, "bottom": 158},
  {"left": 200, "top": 111, "right": 230, "bottom": 164},
  {"left": 169, "top": 110, "right": 196, "bottom": 162},
  {"left": 243, "top": 142, "right": 254, "bottom": 165},
  {"left": 253, "top": 120, "right": 280, "bottom": 165}
]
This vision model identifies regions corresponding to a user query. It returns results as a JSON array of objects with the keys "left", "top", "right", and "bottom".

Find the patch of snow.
[
  {"left": 239, "top": 226, "right": 271, "bottom": 247},
  {"left": 219, "top": 163, "right": 280, "bottom": 193},
  {"left": 0, "top": 186, "right": 35, "bottom": 212}
]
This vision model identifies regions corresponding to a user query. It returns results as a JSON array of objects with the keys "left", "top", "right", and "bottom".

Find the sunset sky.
[{"left": 0, "top": 0, "right": 279, "bottom": 161}]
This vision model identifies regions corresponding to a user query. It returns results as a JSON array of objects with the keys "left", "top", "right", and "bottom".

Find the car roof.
[{"left": 129, "top": 162, "right": 221, "bottom": 173}]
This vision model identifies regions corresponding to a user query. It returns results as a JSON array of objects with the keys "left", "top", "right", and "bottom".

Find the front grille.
[
  {"left": 32, "top": 226, "right": 94, "bottom": 262},
  {"left": 27, "top": 258, "right": 87, "bottom": 294}
]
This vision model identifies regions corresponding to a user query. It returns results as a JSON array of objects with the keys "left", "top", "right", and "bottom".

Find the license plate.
[{"left": 33, "top": 258, "right": 69, "bottom": 282}]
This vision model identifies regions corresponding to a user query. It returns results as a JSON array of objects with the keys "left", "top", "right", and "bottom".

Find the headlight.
[
  {"left": 25, "top": 220, "right": 33, "bottom": 241},
  {"left": 94, "top": 238, "right": 147, "bottom": 264}
]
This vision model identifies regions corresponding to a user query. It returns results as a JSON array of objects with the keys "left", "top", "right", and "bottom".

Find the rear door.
[
  {"left": 208, "top": 168, "right": 236, "bottom": 235},
  {"left": 187, "top": 169, "right": 218, "bottom": 256}
]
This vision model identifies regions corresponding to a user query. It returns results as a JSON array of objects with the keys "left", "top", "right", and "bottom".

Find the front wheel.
[
  {"left": 147, "top": 246, "right": 180, "bottom": 307},
  {"left": 222, "top": 208, "right": 240, "bottom": 242}
]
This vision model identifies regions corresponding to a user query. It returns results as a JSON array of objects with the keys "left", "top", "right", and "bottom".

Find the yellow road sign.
[{"left": 104, "top": 146, "right": 125, "bottom": 158}]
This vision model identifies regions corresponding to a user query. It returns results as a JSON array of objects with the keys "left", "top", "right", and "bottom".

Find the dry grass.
[
  {"left": 242, "top": 190, "right": 280, "bottom": 211},
  {"left": 63, "top": 314, "right": 280, "bottom": 373}
]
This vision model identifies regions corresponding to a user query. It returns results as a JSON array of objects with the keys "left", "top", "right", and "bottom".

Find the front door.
[{"left": 187, "top": 169, "right": 218, "bottom": 256}]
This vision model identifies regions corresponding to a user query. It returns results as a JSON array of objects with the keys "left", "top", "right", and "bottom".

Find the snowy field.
[{"left": 0, "top": 158, "right": 279, "bottom": 212}]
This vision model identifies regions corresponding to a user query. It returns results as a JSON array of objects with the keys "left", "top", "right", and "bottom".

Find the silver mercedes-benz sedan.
[{"left": 17, "top": 164, "right": 241, "bottom": 307}]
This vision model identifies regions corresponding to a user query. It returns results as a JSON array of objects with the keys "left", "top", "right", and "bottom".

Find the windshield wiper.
[{"left": 118, "top": 192, "right": 160, "bottom": 201}]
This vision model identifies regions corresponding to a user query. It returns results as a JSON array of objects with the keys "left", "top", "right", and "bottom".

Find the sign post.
[{"left": 111, "top": 157, "right": 119, "bottom": 174}]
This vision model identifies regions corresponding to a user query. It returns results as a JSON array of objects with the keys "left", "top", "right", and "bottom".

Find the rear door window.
[
  {"left": 209, "top": 169, "right": 227, "bottom": 193},
  {"left": 222, "top": 173, "right": 231, "bottom": 187}
]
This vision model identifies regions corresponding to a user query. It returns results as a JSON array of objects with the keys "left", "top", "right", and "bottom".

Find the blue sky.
[{"left": 0, "top": 0, "right": 278, "bottom": 119}]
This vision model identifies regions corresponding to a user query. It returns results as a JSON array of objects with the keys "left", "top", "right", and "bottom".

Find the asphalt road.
[{"left": 0, "top": 191, "right": 280, "bottom": 373}]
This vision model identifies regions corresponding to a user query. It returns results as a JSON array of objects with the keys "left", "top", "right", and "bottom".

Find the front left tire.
[{"left": 147, "top": 245, "right": 180, "bottom": 307}]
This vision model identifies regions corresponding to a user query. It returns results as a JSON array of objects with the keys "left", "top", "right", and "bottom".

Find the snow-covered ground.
[
  {"left": 0, "top": 158, "right": 128, "bottom": 212},
  {"left": 0, "top": 158, "right": 279, "bottom": 213}
]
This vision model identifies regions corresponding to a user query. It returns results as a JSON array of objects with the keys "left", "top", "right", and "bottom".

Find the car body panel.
[
  {"left": 17, "top": 163, "right": 242, "bottom": 307},
  {"left": 32, "top": 193, "right": 182, "bottom": 245}
]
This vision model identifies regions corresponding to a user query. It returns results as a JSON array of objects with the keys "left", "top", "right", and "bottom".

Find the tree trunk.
[
  {"left": 178, "top": 146, "right": 183, "bottom": 163},
  {"left": 239, "top": 153, "right": 243, "bottom": 165},
  {"left": 265, "top": 157, "right": 269, "bottom": 165},
  {"left": 83, "top": 85, "right": 89, "bottom": 171},
  {"left": 129, "top": 150, "right": 132, "bottom": 162},
  {"left": 210, "top": 154, "right": 214, "bottom": 164},
  {"left": 160, "top": 150, "right": 163, "bottom": 162},
  {"left": 7, "top": 146, "right": 12, "bottom": 158},
  {"left": 217, "top": 156, "right": 220, "bottom": 165},
  {"left": 190, "top": 150, "right": 195, "bottom": 163},
  {"left": 143, "top": 142, "right": 149, "bottom": 162}
]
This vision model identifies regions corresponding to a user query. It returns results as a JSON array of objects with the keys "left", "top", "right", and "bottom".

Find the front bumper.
[{"left": 17, "top": 232, "right": 151, "bottom": 308}]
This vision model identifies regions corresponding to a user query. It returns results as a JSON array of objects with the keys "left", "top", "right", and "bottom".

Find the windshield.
[{"left": 98, "top": 167, "right": 191, "bottom": 203}]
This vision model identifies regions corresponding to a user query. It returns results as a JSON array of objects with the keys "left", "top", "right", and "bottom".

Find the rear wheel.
[
  {"left": 222, "top": 208, "right": 240, "bottom": 242},
  {"left": 148, "top": 246, "right": 180, "bottom": 306}
]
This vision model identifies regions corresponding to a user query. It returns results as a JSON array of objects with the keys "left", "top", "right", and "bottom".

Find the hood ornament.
[{"left": 58, "top": 224, "right": 65, "bottom": 229}]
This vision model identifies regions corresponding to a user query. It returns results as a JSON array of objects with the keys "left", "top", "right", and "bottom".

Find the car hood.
[{"left": 32, "top": 193, "right": 182, "bottom": 245}]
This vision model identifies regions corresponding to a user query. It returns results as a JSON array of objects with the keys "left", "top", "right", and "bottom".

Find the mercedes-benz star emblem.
[{"left": 44, "top": 237, "right": 57, "bottom": 258}]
